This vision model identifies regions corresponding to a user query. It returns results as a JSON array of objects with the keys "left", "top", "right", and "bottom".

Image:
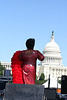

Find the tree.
[
  {"left": 58, "top": 80, "right": 61, "bottom": 84},
  {"left": 35, "top": 73, "right": 47, "bottom": 85},
  {"left": 0, "top": 62, "right": 5, "bottom": 76},
  {"left": 39, "top": 73, "right": 45, "bottom": 80}
]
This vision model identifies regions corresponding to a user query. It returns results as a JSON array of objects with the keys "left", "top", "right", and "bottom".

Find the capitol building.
[
  {"left": 0, "top": 32, "right": 67, "bottom": 80},
  {"left": 37, "top": 32, "right": 67, "bottom": 80}
]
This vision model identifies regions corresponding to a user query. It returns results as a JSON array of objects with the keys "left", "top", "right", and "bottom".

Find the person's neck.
[{"left": 27, "top": 48, "right": 33, "bottom": 50}]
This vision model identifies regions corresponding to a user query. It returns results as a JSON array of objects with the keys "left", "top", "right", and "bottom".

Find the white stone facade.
[
  {"left": 1, "top": 62, "right": 11, "bottom": 70},
  {"left": 37, "top": 32, "right": 67, "bottom": 80}
]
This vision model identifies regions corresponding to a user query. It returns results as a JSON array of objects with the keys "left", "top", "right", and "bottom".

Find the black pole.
[{"left": 48, "top": 74, "right": 50, "bottom": 88}]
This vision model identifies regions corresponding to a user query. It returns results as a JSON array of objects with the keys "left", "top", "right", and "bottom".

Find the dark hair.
[{"left": 26, "top": 38, "right": 35, "bottom": 49}]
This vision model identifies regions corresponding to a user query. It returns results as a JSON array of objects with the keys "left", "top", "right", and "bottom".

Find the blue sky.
[{"left": 0, "top": 0, "right": 67, "bottom": 66}]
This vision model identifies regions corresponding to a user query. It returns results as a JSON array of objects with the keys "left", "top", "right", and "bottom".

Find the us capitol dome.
[
  {"left": 37, "top": 31, "right": 67, "bottom": 80},
  {"left": 43, "top": 31, "right": 62, "bottom": 65}
]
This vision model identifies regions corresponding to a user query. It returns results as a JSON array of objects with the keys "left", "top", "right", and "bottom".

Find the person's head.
[{"left": 26, "top": 38, "right": 35, "bottom": 50}]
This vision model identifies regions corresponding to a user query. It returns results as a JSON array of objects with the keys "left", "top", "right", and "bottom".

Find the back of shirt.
[{"left": 19, "top": 50, "right": 44, "bottom": 67}]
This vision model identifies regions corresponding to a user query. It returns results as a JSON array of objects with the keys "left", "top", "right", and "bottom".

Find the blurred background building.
[{"left": 1, "top": 62, "right": 11, "bottom": 70}]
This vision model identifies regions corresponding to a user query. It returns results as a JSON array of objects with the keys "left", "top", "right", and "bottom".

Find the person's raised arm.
[{"left": 37, "top": 50, "right": 45, "bottom": 61}]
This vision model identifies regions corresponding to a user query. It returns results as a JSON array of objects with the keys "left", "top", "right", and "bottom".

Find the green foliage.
[
  {"left": 9, "top": 81, "right": 13, "bottom": 83},
  {"left": 0, "top": 63, "right": 5, "bottom": 76},
  {"left": 35, "top": 79, "right": 47, "bottom": 85},
  {"left": 39, "top": 73, "right": 45, "bottom": 80},
  {"left": 35, "top": 73, "right": 47, "bottom": 85},
  {"left": 58, "top": 80, "right": 61, "bottom": 84}
]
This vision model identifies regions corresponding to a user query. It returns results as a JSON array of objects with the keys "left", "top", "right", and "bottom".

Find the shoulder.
[
  {"left": 11, "top": 50, "right": 22, "bottom": 63},
  {"left": 21, "top": 50, "right": 27, "bottom": 54},
  {"left": 14, "top": 50, "right": 21, "bottom": 55},
  {"left": 32, "top": 50, "right": 37, "bottom": 53},
  {"left": 12, "top": 50, "right": 21, "bottom": 58},
  {"left": 33, "top": 50, "right": 40, "bottom": 52},
  {"left": 33, "top": 50, "right": 41, "bottom": 55},
  {"left": 35, "top": 50, "right": 41, "bottom": 53}
]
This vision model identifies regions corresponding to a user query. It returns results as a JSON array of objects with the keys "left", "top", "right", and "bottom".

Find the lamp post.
[{"left": 48, "top": 74, "right": 50, "bottom": 88}]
